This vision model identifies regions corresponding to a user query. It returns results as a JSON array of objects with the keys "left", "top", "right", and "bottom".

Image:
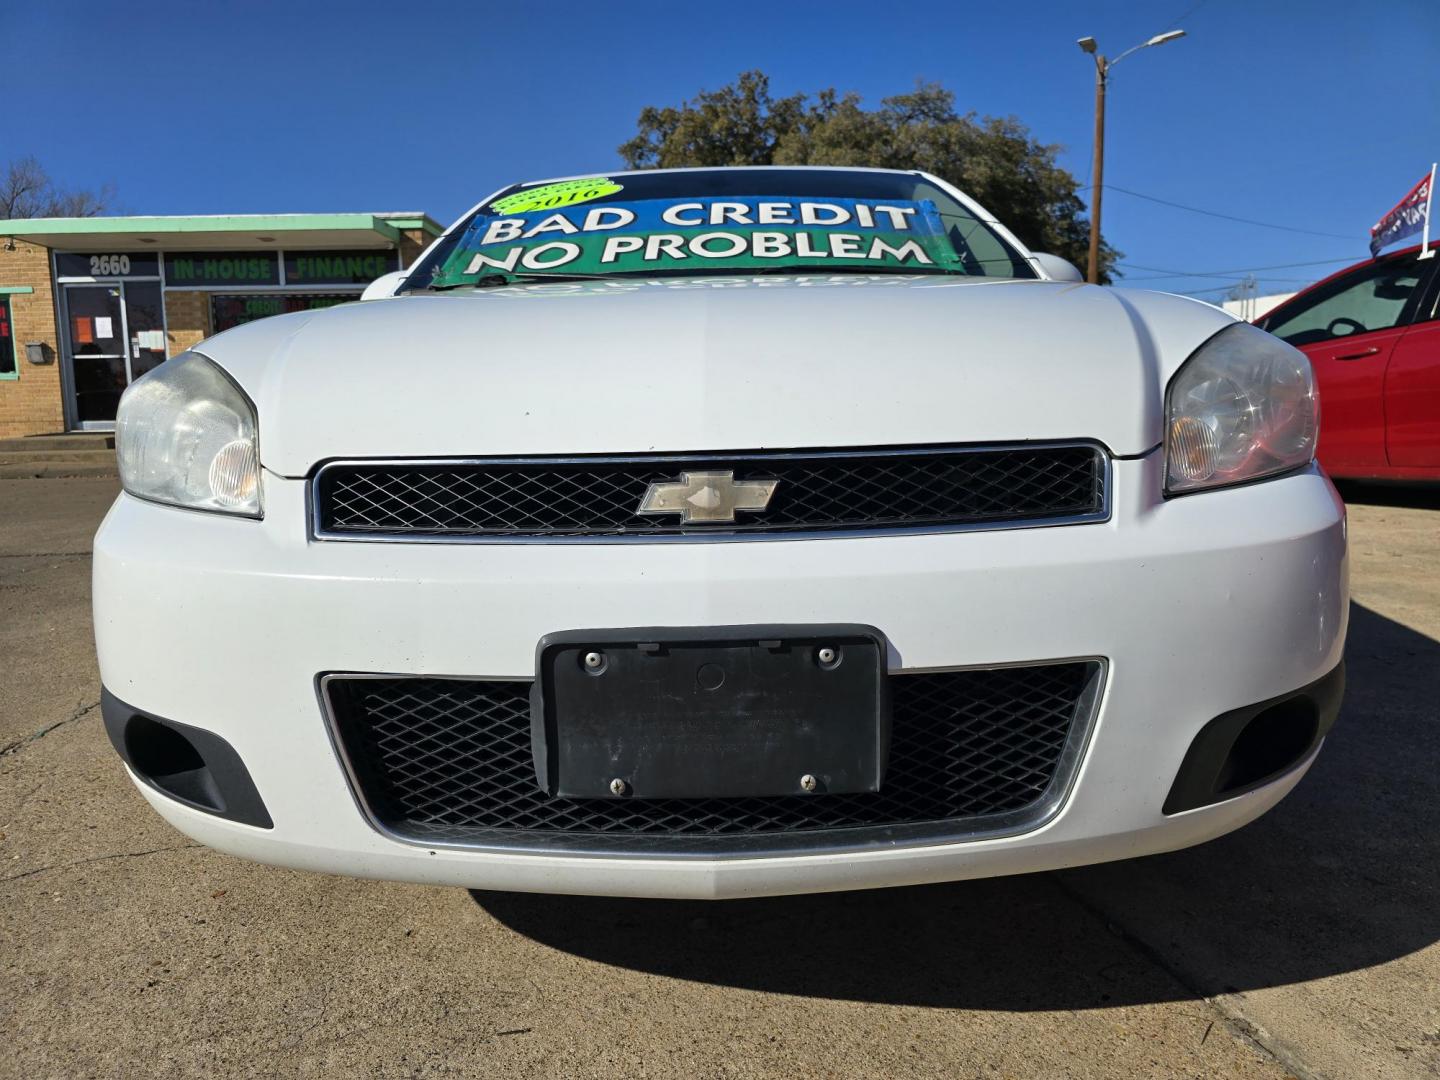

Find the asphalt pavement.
[{"left": 1, "top": 476, "right": 1436, "bottom": 1078}]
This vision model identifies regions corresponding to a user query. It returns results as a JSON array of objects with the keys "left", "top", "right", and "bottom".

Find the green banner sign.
[{"left": 434, "top": 196, "right": 960, "bottom": 287}]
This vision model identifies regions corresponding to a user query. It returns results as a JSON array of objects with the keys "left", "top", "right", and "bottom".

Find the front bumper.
[{"left": 93, "top": 456, "right": 1348, "bottom": 898}]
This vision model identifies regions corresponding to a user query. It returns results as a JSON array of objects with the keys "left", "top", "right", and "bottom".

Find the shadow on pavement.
[
  {"left": 1334, "top": 479, "right": 1440, "bottom": 510},
  {"left": 472, "top": 602, "right": 1439, "bottom": 1009}
]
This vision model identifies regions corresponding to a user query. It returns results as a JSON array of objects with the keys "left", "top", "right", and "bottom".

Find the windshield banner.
[{"left": 432, "top": 196, "right": 960, "bottom": 286}]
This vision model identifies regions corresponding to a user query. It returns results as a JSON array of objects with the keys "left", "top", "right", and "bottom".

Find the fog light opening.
[
  {"left": 123, "top": 714, "right": 226, "bottom": 813},
  {"left": 1215, "top": 697, "right": 1320, "bottom": 796}
]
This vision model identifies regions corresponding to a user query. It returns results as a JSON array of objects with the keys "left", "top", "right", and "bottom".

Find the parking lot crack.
[
  {"left": 0, "top": 551, "right": 92, "bottom": 560},
  {"left": 0, "top": 699, "right": 102, "bottom": 758},
  {"left": 1051, "top": 872, "right": 1326, "bottom": 1080},
  {"left": 1, "top": 843, "right": 203, "bottom": 884}
]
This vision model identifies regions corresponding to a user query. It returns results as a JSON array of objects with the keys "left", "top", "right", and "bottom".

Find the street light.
[{"left": 1077, "top": 29, "right": 1187, "bottom": 283}]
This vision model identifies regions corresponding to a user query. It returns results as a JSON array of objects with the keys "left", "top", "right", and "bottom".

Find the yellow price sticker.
[{"left": 491, "top": 178, "right": 624, "bottom": 216}]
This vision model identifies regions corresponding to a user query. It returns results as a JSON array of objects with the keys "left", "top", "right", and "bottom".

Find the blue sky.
[{"left": 6, "top": 0, "right": 1438, "bottom": 299}]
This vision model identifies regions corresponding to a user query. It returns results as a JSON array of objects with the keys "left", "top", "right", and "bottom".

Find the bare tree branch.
[
  {"left": 0, "top": 156, "right": 49, "bottom": 219},
  {"left": 1, "top": 157, "right": 114, "bottom": 219}
]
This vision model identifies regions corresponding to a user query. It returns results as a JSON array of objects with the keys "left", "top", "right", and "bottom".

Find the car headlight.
[
  {"left": 116, "top": 351, "right": 262, "bottom": 517},
  {"left": 1165, "top": 322, "right": 1318, "bottom": 494}
]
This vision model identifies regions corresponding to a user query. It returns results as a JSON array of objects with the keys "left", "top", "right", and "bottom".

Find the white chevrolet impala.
[{"left": 95, "top": 167, "right": 1347, "bottom": 899}]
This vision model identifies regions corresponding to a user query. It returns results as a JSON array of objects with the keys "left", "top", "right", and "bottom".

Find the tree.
[
  {"left": 1, "top": 157, "right": 114, "bottom": 219},
  {"left": 619, "top": 72, "right": 1119, "bottom": 283}
]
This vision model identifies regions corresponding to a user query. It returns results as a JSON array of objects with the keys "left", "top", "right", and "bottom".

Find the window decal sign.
[
  {"left": 284, "top": 250, "right": 399, "bottom": 285},
  {"left": 432, "top": 196, "right": 960, "bottom": 287},
  {"left": 164, "top": 252, "right": 280, "bottom": 287},
  {"left": 490, "top": 178, "right": 625, "bottom": 216}
]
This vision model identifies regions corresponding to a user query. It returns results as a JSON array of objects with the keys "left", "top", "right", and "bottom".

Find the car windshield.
[{"left": 401, "top": 168, "right": 1036, "bottom": 291}]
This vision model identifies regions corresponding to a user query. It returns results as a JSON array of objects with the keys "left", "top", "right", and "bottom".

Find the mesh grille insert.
[
  {"left": 325, "top": 663, "right": 1099, "bottom": 850},
  {"left": 314, "top": 445, "right": 1105, "bottom": 538}
]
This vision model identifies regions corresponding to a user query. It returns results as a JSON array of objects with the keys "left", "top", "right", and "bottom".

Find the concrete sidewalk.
[{"left": 1, "top": 476, "right": 1435, "bottom": 1078}]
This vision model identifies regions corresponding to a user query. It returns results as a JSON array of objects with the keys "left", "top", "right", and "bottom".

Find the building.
[
  {"left": 0, "top": 212, "right": 442, "bottom": 437},
  {"left": 1220, "top": 291, "right": 1295, "bottom": 323}
]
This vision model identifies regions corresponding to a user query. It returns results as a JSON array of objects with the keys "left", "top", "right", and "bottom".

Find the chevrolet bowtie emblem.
[{"left": 638, "top": 470, "right": 780, "bottom": 524}]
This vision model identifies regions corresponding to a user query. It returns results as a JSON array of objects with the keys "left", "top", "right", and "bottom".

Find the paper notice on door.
[
  {"left": 139, "top": 330, "right": 165, "bottom": 350},
  {"left": 94, "top": 316, "right": 113, "bottom": 339},
  {"left": 74, "top": 317, "right": 94, "bottom": 344}
]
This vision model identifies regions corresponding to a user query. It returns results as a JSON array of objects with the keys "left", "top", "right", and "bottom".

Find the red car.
[{"left": 1256, "top": 241, "right": 1440, "bottom": 481}]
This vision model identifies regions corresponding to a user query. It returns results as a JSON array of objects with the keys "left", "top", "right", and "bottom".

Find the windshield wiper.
[
  {"left": 426, "top": 264, "right": 973, "bottom": 291},
  {"left": 428, "top": 270, "right": 615, "bottom": 291},
  {"left": 743, "top": 265, "right": 962, "bottom": 277}
]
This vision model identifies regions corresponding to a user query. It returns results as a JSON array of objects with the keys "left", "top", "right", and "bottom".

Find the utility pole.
[
  {"left": 1086, "top": 50, "right": 1108, "bottom": 286},
  {"left": 1076, "top": 30, "right": 1187, "bottom": 284}
]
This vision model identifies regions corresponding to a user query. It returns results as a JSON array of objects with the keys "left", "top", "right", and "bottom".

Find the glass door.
[
  {"left": 62, "top": 284, "right": 129, "bottom": 427},
  {"left": 60, "top": 280, "right": 167, "bottom": 429},
  {"left": 123, "top": 282, "right": 167, "bottom": 382}
]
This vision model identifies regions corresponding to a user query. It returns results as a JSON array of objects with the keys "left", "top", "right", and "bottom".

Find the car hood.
[{"left": 196, "top": 275, "right": 1236, "bottom": 476}]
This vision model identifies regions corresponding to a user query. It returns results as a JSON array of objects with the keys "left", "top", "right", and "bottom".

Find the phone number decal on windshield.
[{"left": 432, "top": 196, "right": 959, "bottom": 286}]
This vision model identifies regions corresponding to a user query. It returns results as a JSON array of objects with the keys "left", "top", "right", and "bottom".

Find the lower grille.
[
  {"left": 324, "top": 662, "right": 1102, "bottom": 854},
  {"left": 313, "top": 444, "right": 1107, "bottom": 540}
]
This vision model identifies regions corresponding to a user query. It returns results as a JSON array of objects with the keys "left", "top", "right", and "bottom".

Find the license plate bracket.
[{"left": 532, "top": 625, "right": 889, "bottom": 799}]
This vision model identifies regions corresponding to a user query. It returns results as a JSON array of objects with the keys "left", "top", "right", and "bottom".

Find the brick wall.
[
  {"left": 0, "top": 239, "right": 64, "bottom": 438},
  {"left": 163, "top": 291, "right": 211, "bottom": 356}
]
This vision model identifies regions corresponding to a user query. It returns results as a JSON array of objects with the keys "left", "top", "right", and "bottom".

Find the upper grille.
[
  {"left": 324, "top": 662, "right": 1102, "bottom": 854},
  {"left": 313, "top": 444, "right": 1107, "bottom": 540}
]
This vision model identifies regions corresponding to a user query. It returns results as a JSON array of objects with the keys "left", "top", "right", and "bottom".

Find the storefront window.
[
  {"left": 211, "top": 293, "right": 355, "bottom": 333},
  {"left": 0, "top": 297, "right": 15, "bottom": 377},
  {"left": 124, "top": 282, "right": 167, "bottom": 381}
]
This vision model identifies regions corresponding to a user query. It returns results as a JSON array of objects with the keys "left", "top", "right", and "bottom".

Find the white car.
[{"left": 95, "top": 166, "right": 1347, "bottom": 899}]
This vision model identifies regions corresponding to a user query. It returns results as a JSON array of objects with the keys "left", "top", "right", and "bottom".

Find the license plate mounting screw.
[
  {"left": 800, "top": 773, "right": 818, "bottom": 792},
  {"left": 583, "top": 651, "right": 606, "bottom": 673},
  {"left": 817, "top": 646, "right": 838, "bottom": 667},
  {"left": 609, "top": 777, "right": 628, "bottom": 796}
]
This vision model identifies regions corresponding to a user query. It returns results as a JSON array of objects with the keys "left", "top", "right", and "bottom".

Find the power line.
[
  {"left": 1117, "top": 256, "right": 1356, "bottom": 280},
  {"left": 1174, "top": 280, "right": 1314, "bottom": 297},
  {"left": 1156, "top": 0, "right": 1211, "bottom": 33},
  {"left": 1175, "top": 279, "right": 1319, "bottom": 292},
  {"left": 1104, "top": 184, "right": 1356, "bottom": 240},
  {"left": 1175, "top": 284, "right": 1245, "bottom": 296},
  {"left": 1236, "top": 277, "right": 1329, "bottom": 284}
]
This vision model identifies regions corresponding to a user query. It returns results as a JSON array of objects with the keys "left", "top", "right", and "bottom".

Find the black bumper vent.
[
  {"left": 313, "top": 444, "right": 1107, "bottom": 539},
  {"left": 324, "top": 662, "right": 1102, "bottom": 853}
]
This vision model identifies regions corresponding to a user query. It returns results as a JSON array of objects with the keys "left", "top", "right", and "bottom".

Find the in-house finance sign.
[
  {"left": 432, "top": 194, "right": 961, "bottom": 286},
  {"left": 164, "top": 252, "right": 280, "bottom": 287}
]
